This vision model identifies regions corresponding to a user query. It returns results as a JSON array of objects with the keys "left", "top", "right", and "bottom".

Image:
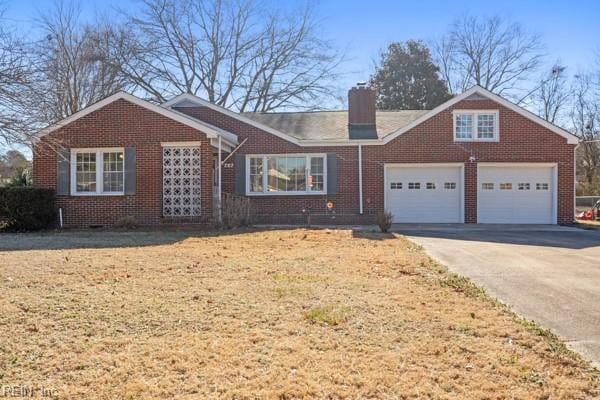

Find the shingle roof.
[{"left": 241, "top": 110, "right": 429, "bottom": 141}]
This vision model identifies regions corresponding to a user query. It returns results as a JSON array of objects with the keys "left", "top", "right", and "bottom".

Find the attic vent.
[{"left": 464, "top": 93, "right": 487, "bottom": 101}]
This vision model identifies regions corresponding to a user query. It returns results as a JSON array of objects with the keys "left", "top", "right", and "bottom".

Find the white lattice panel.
[{"left": 162, "top": 146, "right": 201, "bottom": 217}]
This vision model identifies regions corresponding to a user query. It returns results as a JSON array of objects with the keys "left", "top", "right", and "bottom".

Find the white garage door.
[
  {"left": 478, "top": 165, "right": 555, "bottom": 224},
  {"left": 385, "top": 164, "right": 463, "bottom": 223}
]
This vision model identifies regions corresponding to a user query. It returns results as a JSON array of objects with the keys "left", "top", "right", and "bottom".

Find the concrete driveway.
[{"left": 394, "top": 224, "right": 600, "bottom": 367}]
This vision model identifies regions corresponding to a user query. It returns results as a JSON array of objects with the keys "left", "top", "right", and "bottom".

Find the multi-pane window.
[
  {"left": 310, "top": 157, "right": 324, "bottom": 192},
  {"left": 247, "top": 155, "right": 325, "bottom": 194},
  {"left": 408, "top": 182, "right": 420, "bottom": 190},
  {"left": 500, "top": 183, "right": 512, "bottom": 190},
  {"left": 454, "top": 114, "right": 473, "bottom": 139},
  {"left": 103, "top": 152, "right": 124, "bottom": 192},
  {"left": 75, "top": 152, "right": 97, "bottom": 192},
  {"left": 518, "top": 183, "right": 531, "bottom": 190},
  {"left": 536, "top": 183, "right": 549, "bottom": 190},
  {"left": 72, "top": 149, "right": 125, "bottom": 195},
  {"left": 249, "top": 157, "right": 263, "bottom": 193},
  {"left": 444, "top": 182, "right": 457, "bottom": 189},
  {"left": 426, "top": 182, "right": 436, "bottom": 190},
  {"left": 454, "top": 111, "right": 498, "bottom": 141},
  {"left": 477, "top": 114, "right": 496, "bottom": 139},
  {"left": 482, "top": 183, "right": 494, "bottom": 190},
  {"left": 390, "top": 182, "right": 402, "bottom": 189}
]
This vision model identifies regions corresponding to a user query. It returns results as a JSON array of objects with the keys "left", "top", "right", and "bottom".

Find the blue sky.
[
  {"left": 4, "top": 0, "right": 599, "bottom": 87},
  {"left": 2, "top": 0, "right": 599, "bottom": 154},
  {"left": 317, "top": 0, "right": 599, "bottom": 90}
]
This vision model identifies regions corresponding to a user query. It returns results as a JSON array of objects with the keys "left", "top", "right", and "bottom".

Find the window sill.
[
  {"left": 454, "top": 138, "right": 499, "bottom": 143},
  {"left": 246, "top": 191, "right": 326, "bottom": 197},
  {"left": 70, "top": 192, "right": 125, "bottom": 197}
]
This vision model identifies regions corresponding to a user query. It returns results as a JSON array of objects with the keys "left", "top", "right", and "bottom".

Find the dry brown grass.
[{"left": 0, "top": 228, "right": 598, "bottom": 399}]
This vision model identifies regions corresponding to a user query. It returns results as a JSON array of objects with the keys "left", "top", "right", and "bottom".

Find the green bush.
[{"left": 0, "top": 187, "right": 56, "bottom": 231}]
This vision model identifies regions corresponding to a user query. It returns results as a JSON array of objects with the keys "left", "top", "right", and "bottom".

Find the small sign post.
[{"left": 326, "top": 200, "right": 335, "bottom": 220}]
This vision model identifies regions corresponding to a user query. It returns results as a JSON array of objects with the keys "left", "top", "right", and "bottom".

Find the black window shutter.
[
  {"left": 56, "top": 149, "right": 70, "bottom": 196},
  {"left": 326, "top": 153, "right": 337, "bottom": 195},
  {"left": 234, "top": 154, "right": 246, "bottom": 195},
  {"left": 124, "top": 147, "right": 136, "bottom": 195}
]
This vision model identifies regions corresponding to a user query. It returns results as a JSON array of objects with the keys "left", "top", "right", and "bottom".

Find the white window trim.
[
  {"left": 70, "top": 148, "right": 125, "bottom": 196},
  {"left": 245, "top": 154, "right": 327, "bottom": 196},
  {"left": 161, "top": 141, "right": 202, "bottom": 147},
  {"left": 453, "top": 110, "right": 500, "bottom": 142}
]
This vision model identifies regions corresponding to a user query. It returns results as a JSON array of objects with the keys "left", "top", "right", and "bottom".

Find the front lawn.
[{"left": 0, "top": 229, "right": 597, "bottom": 399}]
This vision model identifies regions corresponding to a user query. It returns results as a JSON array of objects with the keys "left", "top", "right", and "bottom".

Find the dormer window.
[{"left": 453, "top": 110, "right": 499, "bottom": 142}]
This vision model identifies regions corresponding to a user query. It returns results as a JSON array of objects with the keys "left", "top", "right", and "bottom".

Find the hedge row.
[{"left": 0, "top": 187, "right": 56, "bottom": 231}]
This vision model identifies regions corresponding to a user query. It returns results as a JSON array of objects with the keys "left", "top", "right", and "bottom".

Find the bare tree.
[
  {"left": 0, "top": 1, "right": 133, "bottom": 147},
  {"left": 571, "top": 73, "right": 600, "bottom": 193},
  {"left": 433, "top": 15, "right": 545, "bottom": 96},
  {"left": 111, "top": 0, "right": 342, "bottom": 111},
  {"left": 0, "top": 5, "right": 36, "bottom": 146},
  {"left": 28, "top": 1, "right": 132, "bottom": 124},
  {"left": 531, "top": 63, "right": 570, "bottom": 124}
]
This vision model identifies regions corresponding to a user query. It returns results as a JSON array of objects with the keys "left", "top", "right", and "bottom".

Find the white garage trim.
[
  {"left": 384, "top": 163, "right": 465, "bottom": 223},
  {"left": 477, "top": 163, "right": 558, "bottom": 224}
]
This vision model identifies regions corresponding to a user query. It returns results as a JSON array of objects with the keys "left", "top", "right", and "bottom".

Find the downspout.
[
  {"left": 358, "top": 144, "right": 363, "bottom": 214},
  {"left": 218, "top": 135, "right": 222, "bottom": 224}
]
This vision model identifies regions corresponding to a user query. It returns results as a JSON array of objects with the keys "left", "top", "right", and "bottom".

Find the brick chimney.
[
  {"left": 348, "top": 83, "right": 377, "bottom": 139},
  {"left": 348, "top": 83, "right": 376, "bottom": 126}
]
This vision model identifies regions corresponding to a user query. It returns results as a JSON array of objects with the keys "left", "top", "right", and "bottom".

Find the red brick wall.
[
  {"left": 178, "top": 98, "right": 575, "bottom": 224},
  {"left": 32, "top": 96, "right": 575, "bottom": 228},
  {"left": 464, "top": 163, "right": 478, "bottom": 223},
  {"left": 176, "top": 106, "right": 369, "bottom": 224},
  {"left": 361, "top": 99, "right": 575, "bottom": 224},
  {"left": 33, "top": 99, "right": 214, "bottom": 227},
  {"left": 348, "top": 86, "right": 376, "bottom": 125}
]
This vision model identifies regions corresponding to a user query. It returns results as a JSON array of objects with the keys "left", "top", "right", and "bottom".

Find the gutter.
[{"left": 300, "top": 139, "right": 383, "bottom": 147}]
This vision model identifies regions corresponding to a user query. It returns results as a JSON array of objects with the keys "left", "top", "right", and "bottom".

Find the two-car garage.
[{"left": 384, "top": 163, "right": 557, "bottom": 224}]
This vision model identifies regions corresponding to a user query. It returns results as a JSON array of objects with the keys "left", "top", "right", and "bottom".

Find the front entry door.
[{"left": 162, "top": 145, "right": 201, "bottom": 217}]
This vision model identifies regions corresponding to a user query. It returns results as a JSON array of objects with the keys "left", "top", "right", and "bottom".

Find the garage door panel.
[
  {"left": 385, "top": 165, "right": 462, "bottom": 223},
  {"left": 478, "top": 166, "right": 554, "bottom": 224}
]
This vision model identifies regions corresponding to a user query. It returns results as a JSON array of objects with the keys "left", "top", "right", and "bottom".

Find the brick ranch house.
[{"left": 32, "top": 85, "right": 579, "bottom": 227}]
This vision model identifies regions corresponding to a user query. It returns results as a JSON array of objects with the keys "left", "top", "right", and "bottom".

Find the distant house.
[{"left": 32, "top": 84, "right": 578, "bottom": 227}]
